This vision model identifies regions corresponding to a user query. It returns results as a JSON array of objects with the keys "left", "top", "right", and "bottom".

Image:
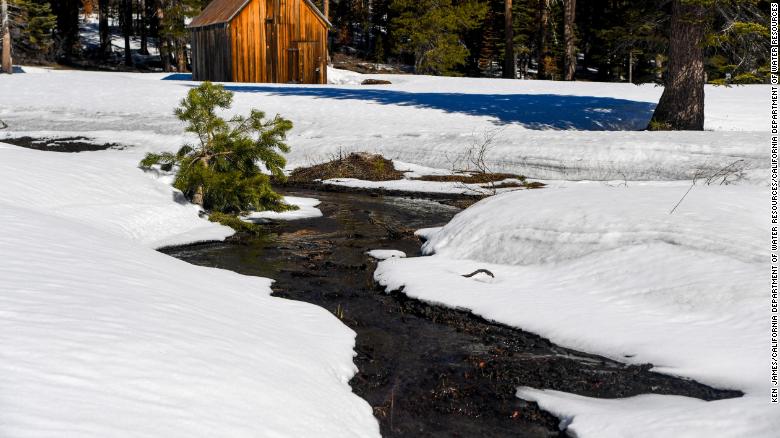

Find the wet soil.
[
  {"left": 2, "top": 136, "right": 121, "bottom": 152},
  {"left": 161, "top": 189, "right": 741, "bottom": 437}
]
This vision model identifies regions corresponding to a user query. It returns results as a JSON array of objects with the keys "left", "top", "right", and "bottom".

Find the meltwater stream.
[{"left": 162, "top": 189, "right": 740, "bottom": 437}]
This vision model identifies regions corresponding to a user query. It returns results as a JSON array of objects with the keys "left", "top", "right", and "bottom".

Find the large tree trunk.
[
  {"left": 51, "top": 0, "right": 81, "bottom": 62},
  {"left": 536, "top": 0, "right": 549, "bottom": 79},
  {"left": 1, "top": 0, "right": 11, "bottom": 74},
  {"left": 98, "top": 0, "right": 109, "bottom": 58},
  {"left": 649, "top": 0, "right": 707, "bottom": 130},
  {"left": 123, "top": 0, "right": 133, "bottom": 66},
  {"left": 563, "top": 0, "right": 576, "bottom": 80},
  {"left": 502, "top": 0, "right": 514, "bottom": 78}
]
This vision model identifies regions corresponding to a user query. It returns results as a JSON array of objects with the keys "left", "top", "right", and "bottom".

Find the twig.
[{"left": 462, "top": 269, "right": 495, "bottom": 278}]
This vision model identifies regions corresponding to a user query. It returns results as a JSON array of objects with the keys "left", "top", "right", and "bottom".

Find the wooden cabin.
[{"left": 188, "top": 0, "right": 330, "bottom": 84}]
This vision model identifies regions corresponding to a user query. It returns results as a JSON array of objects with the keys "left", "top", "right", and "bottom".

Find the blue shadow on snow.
[
  {"left": 166, "top": 75, "right": 655, "bottom": 130},
  {"left": 223, "top": 85, "right": 656, "bottom": 130}
]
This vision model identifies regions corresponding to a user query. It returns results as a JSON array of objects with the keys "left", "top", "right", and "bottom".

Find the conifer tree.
[
  {"left": 140, "top": 82, "right": 294, "bottom": 213},
  {"left": 391, "top": 0, "right": 487, "bottom": 75},
  {"left": 3, "top": 0, "right": 56, "bottom": 65}
]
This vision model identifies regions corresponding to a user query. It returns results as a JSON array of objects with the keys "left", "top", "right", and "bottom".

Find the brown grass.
[
  {"left": 415, "top": 172, "right": 524, "bottom": 184},
  {"left": 288, "top": 152, "right": 404, "bottom": 183}
]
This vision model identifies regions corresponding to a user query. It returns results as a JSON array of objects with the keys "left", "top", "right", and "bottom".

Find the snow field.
[{"left": 0, "top": 143, "right": 380, "bottom": 437}]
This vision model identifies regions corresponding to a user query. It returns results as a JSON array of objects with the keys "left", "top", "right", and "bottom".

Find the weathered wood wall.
[
  {"left": 230, "top": 0, "right": 327, "bottom": 84},
  {"left": 191, "top": 24, "right": 232, "bottom": 82}
]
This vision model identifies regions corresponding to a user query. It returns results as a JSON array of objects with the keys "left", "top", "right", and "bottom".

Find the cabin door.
[{"left": 294, "top": 41, "right": 319, "bottom": 84}]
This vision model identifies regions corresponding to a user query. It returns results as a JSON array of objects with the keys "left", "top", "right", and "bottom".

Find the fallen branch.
[
  {"left": 462, "top": 269, "right": 495, "bottom": 278},
  {"left": 0, "top": 119, "right": 7, "bottom": 129}
]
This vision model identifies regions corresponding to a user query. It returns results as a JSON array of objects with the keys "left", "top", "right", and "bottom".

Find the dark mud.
[
  {"left": 2, "top": 136, "right": 121, "bottom": 152},
  {"left": 161, "top": 189, "right": 741, "bottom": 437}
]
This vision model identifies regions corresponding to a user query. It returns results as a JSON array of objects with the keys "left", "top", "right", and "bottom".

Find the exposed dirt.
[
  {"left": 162, "top": 189, "right": 741, "bottom": 437},
  {"left": 2, "top": 136, "right": 121, "bottom": 152}
]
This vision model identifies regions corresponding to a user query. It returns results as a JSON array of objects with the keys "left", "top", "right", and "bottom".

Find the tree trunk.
[
  {"left": 156, "top": 4, "right": 171, "bottom": 71},
  {"left": 51, "top": 0, "right": 81, "bottom": 62},
  {"left": 98, "top": 0, "right": 110, "bottom": 58},
  {"left": 502, "top": 0, "right": 514, "bottom": 78},
  {"left": 140, "top": 0, "right": 148, "bottom": 55},
  {"left": 649, "top": 0, "right": 707, "bottom": 130},
  {"left": 176, "top": 39, "right": 187, "bottom": 72},
  {"left": 123, "top": 0, "right": 133, "bottom": 66},
  {"left": 192, "top": 185, "right": 204, "bottom": 207},
  {"left": 1, "top": 0, "right": 12, "bottom": 74},
  {"left": 536, "top": 0, "right": 549, "bottom": 79},
  {"left": 563, "top": 0, "right": 576, "bottom": 80}
]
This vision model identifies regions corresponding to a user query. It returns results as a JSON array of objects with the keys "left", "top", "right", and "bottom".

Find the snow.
[
  {"left": 0, "top": 143, "right": 380, "bottom": 437},
  {"left": 327, "top": 66, "right": 365, "bottom": 85},
  {"left": 374, "top": 183, "right": 774, "bottom": 436},
  {"left": 366, "top": 249, "right": 407, "bottom": 260},
  {"left": 0, "top": 68, "right": 768, "bottom": 182},
  {"left": 0, "top": 143, "right": 233, "bottom": 248},
  {"left": 323, "top": 177, "right": 508, "bottom": 195},
  {"left": 242, "top": 196, "right": 323, "bottom": 222}
]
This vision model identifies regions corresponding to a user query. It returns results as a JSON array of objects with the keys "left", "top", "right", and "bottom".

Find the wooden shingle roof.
[{"left": 188, "top": 0, "right": 331, "bottom": 28}]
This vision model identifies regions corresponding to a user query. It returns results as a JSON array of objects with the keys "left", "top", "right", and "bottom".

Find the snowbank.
[
  {"left": 0, "top": 144, "right": 232, "bottom": 248},
  {"left": 243, "top": 196, "right": 323, "bottom": 222},
  {"left": 327, "top": 66, "right": 365, "bottom": 85},
  {"left": 0, "top": 143, "right": 380, "bottom": 437},
  {"left": 367, "top": 249, "right": 407, "bottom": 260},
  {"left": 374, "top": 183, "right": 774, "bottom": 436}
]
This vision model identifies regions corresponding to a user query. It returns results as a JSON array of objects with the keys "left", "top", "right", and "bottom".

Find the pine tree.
[
  {"left": 140, "top": 82, "right": 294, "bottom": 213},
  {"left": 3, "top": 0, "right": 56, "bottom": 64},
  {"left": 391, "top": 0, "right": 487, "bottom": 75},
  {"left": 158, "top": 0, "right": 201, "bottom": 72}
]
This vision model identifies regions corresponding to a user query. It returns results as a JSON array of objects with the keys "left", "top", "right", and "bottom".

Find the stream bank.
[{"left": 162, "top": 189, "right": 741, "bottom": 437}]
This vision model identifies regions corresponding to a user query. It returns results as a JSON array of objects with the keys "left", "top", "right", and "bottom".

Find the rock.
[{"left": 361, "top": 79, "right": 392, "bottom": 85}]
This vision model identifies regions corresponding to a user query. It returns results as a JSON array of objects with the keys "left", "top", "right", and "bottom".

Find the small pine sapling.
[{"left": 140, "top": 81, "right": 295, "bottom": 214}]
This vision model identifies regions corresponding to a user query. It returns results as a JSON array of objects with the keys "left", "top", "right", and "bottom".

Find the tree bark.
[
  {"left": 123, "top": 0, "right": 133, "bottom": 66},
  {"left": 1, "top": 0, "right": 12, "bottom": 74},
  {"left": 140, "top": 0, "right": 148, "bottom": 55},
  {"left": 51, "top": 0, "right": 81, "bottom": 62},
  {"left": 502, "top": 0, "right": 514, "bottom": 78},
  {"left": 536, "top": 0, "right": 549, "bottom": 79},
  {"left": 98, "top": 0, "right": 110, "bottom": 58},
  {"left": 563, "top": 0, "right": 576, "bottom": 80},
  {"left": 176, "top": 39, "right": 187, "bottom": 72},
  {"left": 649, "top": 0, "right": 707, "bottom": 130}
]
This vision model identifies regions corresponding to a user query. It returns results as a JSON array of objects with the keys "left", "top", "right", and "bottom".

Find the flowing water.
[{"left": 162, "top": 189, "right": 741, "bottom": 437}]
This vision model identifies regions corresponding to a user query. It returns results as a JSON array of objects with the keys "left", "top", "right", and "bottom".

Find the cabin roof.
[{"left": 189, "top": 0, "right": 331, "bottom": 28}]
